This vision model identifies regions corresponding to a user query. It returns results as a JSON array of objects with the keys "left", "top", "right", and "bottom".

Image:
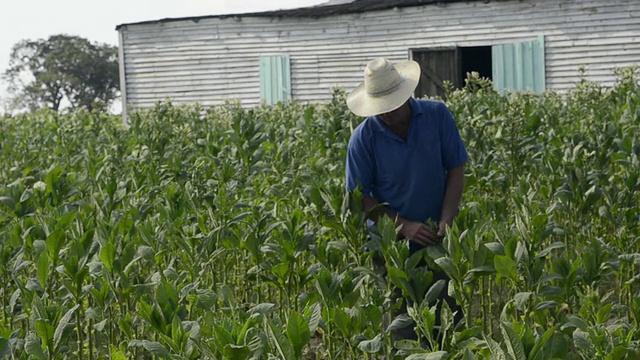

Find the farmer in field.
[{"left": 345, "top": 57, "right": 468, "bottom": 341}]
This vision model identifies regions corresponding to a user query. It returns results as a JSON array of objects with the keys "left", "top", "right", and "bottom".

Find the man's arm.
[
  {"left": 438, "top": 165, "right": 465, "bottom": 236},
  {"left": 364, "top": 195, "right": 439, "bottom": 246}
]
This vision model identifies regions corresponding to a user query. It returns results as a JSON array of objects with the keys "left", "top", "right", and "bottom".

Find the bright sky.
[{"left": 0, "top": 0, "right": 327, "bottom": 113}]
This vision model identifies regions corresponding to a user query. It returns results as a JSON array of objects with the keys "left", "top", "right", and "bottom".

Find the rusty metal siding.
[{"left": 119, "top": 0, "right": 640, "bottom": 112}]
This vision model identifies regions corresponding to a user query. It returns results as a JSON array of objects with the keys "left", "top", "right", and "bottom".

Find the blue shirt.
[{"left": 346, "top": 98, "right": 468, "bottom": 223}]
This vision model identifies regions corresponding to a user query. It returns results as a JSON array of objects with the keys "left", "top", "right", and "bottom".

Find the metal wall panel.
[{"left": 118, "top": 0, "right": 640, "bottom": 113}]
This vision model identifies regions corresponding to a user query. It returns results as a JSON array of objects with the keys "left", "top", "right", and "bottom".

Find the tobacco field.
[{"left": 1, "top": 69, "right": 639, "bottom": 359}]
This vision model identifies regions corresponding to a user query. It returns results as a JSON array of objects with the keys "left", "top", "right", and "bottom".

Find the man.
[{"left": 345, "top": 57, "right": 468, "bottom": 341}]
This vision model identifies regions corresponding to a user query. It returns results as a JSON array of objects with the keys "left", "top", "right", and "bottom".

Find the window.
[
  {"left": 259, "top": 55, "right": 291, "bottom": 105},
  {"left": 411, "top": 35, "right": 546, "bottom": 98}
]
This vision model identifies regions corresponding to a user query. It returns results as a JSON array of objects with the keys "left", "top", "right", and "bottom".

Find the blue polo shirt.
[{"left": 346, "top": 98, "right": 468, "bottom": 223}]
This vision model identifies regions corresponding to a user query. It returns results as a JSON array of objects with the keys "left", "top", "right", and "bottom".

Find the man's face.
[{"left": 378, "top": 101, "right": 410, "bottom": 126}]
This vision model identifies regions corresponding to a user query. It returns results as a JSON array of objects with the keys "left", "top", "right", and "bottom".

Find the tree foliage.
[{"left": 3, "top": 34, "right": 119, "bottom": 112}]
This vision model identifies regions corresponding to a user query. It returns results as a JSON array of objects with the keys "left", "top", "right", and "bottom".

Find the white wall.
[{"left": 119, "top": 0, "right": 640, "bottom": 110}]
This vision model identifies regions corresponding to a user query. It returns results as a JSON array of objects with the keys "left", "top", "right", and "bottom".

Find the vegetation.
[
  {"left": 0, "top": 68, "right": 639, "bottom": 359},
  {"left": 2, "top": 35, "right": 119, "bottom": 113}
]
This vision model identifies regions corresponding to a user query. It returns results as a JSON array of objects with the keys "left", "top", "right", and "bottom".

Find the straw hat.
[{"left": 347, "top": 58, "right": 421, "bottom": 117}]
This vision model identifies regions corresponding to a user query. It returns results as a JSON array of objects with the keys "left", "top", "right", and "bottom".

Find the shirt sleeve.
[
  {"left": 438, "top": 102, "right": 469, "bottom": 170},
  {"left": 345, "top": 127, "right": 374, "bottom": 196}
]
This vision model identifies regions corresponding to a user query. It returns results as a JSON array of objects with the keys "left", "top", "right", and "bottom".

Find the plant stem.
[
  {"left": 77, "top": 309, "right": 84, "bottom": 360},
  {"left": 488, "top": 276, "right": 494, "bottom": 336},
  {"left": 481, "top": 276, "right": 487, "bottom": 334}
]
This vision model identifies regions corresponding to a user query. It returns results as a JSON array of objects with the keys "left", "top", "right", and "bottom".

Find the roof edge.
[{"left": 115, "top": 0, "right": 488, "bottom": 30}]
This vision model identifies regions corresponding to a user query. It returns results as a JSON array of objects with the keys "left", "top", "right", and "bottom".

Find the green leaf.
[
  {"left": 37, "top": 252, "right": 49, "bottom": 290},
  {"left": 110, "top": 345, "right": 128, "bottom": 360},
  {"left": 573, "top": 330, "right": 592, "bottom": 350},
  {"left": 484, "top": 242, "right": 505, "bottom": 255},
  {"left": 46, "top": 229, "right": 65, "bottom": 262},
  {"left": 424, "top": 279, "right": 446, "bottom": 304},
  {"left": 387, "top": 314, "right": 413, "bottom": 333},
  {"left": 287, "top": 311, "right": 311, "bottom": 359},
  {"left": 331, "top": 307, "right": 351, "bottom": 338},
  {"left": 267, "top": 320, "right": 294, "bottom": 360},
  {"left": 468, "top": 265, "right": 495, "bottom": 276},
  {"left": 596, "top": 303, "right": 613, "bottom": 324},
  {"left": 434, "top": 257, "right": 460, "bottom": 281},
  {"left": 171, "top": 315, "right": 184, "bottom": 345},
  {"left": 249, "top": 303, "right": 276, "bottom": 319},
  {"left": 606, "top": 345, "right": 629, "bottom": 360},
  {"left": 534, "top": 301, "right": 558, "bottom": 311},
  {"left": 100, "top": 241, "right": 116, "bottom": 272},
  {"left": 0, "top": 196, "right": 15, "bottom": 209},
  {"left": 484, "top": 336, "right": 507, "bottom": 360},
  {"left": 25, "top": 333, "right": 46, "bottom": 360},
  {"left": 406, "top": 352, "right": 449, "bottom": 360},
  {"left": 536, "top": 242, "right": 565, "bottom": 258},
  {"left": 528, "top": 325, "right": 558, "bottom": 360},
  {"left": 223, "top": 344, "right": 251, "bottom": 360},
  {"left": 358, "top": 334, "right": 382, "bottom": 353},
  {"left": 54, "top": 304, "right": 80, "bottom": 349},
  {"left": 513, "top": 292, "right": 533, "bottom": 311},
  {"left": 494, "top": 255, "right": 518, "bottom": 280},
  {"left": 500, "top": 323, "right": 526, "bottom": 360},
  {"left": 387, "top": 266, "right": 414, "bottom": 301},
  {"left": 0, "top": 337, "right": 9, "bottom": 359},
  {"left": 35, "top": 319, "right": 54, "bottom": 347},
  {"left": 306, "top": 302, "right": 322, "bottom": 333},
  {"left": 143, "top": 341, "right": 171, "bottom": 358},
  {"left": 213, "top": 324, "right": 235, "bottom": 349},
  {"left": 562, "top": 315, "right": 588, "bottom": 331}
]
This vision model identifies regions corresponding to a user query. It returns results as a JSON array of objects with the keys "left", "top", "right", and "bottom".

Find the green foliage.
[
  {"left": 3, "top": 34, "right": 119, "bottom": 112},
  {"left": 0, "top": 70, "right": 639, "bottom": 359}
]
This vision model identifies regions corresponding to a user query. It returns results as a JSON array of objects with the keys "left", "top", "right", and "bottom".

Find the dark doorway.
[
  {"left": 460, "top": 46, "right": 492, "bottom": 82},
  {"left": 412, "top": 46, "right": 492, "bottom": 99}
]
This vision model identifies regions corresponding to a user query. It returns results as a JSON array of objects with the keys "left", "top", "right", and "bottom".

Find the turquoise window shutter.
[
  {"left": 492, "top": 35, "right": 546, "bottom": 92},
  {"left": 260, "top": 55, "right": 291, "bottom": 105}
]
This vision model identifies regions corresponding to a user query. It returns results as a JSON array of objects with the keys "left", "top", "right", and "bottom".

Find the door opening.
[{"left": 412, "top": 46, "right": 492, "bottom": 99}]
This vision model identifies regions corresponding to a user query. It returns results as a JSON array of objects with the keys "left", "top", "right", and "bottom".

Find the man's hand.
[
  {"left": 399, "top": 219, "right": 440, "bottom": 246},
  {"left": 437, "top": 220, "right": 452, "bottom": 238}
]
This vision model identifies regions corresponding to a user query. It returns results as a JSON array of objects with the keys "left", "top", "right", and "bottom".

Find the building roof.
[{"left": 116, "top": 0, "right": 488, "bottom": 29}]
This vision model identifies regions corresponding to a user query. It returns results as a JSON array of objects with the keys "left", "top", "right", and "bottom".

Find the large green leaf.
[
  {"left": 129, "top": 340, "right": 172, "bottom": 358},
  {"left": 267, "top": 320, "right": 294, "bottom": 360},
  {"left": 500, "top": 323, "right": 526, "bottom": 360},
  {"left": 484, "top": 336, "right": 507, "bottom": 360},
  {"left": 287, "top": 311, "right": 311, "bottom": 359},
  {"left": 36, "top": 252, "right": 49, "bottom": 290},
  {"left": 494, "top": 255, "right": 518, "bottom": 280},
  {"left": 0, "top": 337, "right": 9, "bottom": 359},
  {"left": 387, "top": 314, "right": 413, "bottom": 333},
  {"left": 358, "top": 334, "right": 382, "bottom": 353},
  {"left": 528, "top": 325, "right": 558, "bottom": 360},
  {"left": 424, "top": 279, "right": 446, "bottom": 304},
  {"left": 223, "top": 344, "right": 251, "bottom": 360},
  {"left": 100, "top": 241, "right": 116, "bottom": 272},
  {"left": 35, "top": 320, "right": 54, "bottom": 348},
  {"left": 406, "top": 352, "right": 449, "bottom": 360},
  {"left": 306, "top": 302, "right": 322, "bottom": 333},
  {"left": 54, "top": 304, "right": 80, "bottom": 349},
  {"left": 25, "top": 333, "right": 46, "bottom": 360}
]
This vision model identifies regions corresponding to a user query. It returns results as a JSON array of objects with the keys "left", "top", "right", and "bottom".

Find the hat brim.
[{"left": 347, "top": 60, "right": 421, "bottom": 117}]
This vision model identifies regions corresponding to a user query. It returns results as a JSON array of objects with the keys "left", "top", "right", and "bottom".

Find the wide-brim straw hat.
[{"left": 347, "top": 58, "right": 421, "bottom": 117}]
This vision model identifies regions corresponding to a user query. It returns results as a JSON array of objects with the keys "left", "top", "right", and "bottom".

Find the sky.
[{"left": 0, "top": 0, "right": 327, "bottom": 113}]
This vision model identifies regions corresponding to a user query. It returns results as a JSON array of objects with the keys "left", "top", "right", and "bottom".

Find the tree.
[{"left": 2, "top": 34, "right": 119, "bottom": 112}]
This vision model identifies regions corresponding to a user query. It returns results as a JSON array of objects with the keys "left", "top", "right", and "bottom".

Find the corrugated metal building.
[{"left": 116, "top": 0, "right": 640, "bottom": 120}]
